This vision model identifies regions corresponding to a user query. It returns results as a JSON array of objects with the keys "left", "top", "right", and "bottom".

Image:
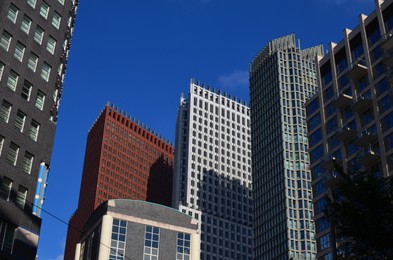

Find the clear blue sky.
[{"left": 37, "top": 0, "right": 375, "bottom": 259}]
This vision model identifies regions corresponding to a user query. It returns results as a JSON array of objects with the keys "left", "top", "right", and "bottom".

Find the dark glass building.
[
  {"left": 306, "top": 0, "right": 393, "bottom": 258},
  {"left": 0, "top": 0, "right": 77, "bottom": 258}
]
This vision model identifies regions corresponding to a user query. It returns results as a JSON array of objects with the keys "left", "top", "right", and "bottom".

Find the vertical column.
[{"left": 98, "top": 215, "right": 113, "bottom": 260}]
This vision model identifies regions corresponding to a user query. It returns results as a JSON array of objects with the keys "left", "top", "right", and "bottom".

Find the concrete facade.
[
  {"left": 172, "top": 80, "right": 253, "bottom": 260},
  {"left": 75, "top": 199, "right": 200, "bottom": 260}
]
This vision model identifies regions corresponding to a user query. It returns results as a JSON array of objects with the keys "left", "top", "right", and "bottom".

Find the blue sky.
[{"left": 37, "top": 0, "right": 375, "bottom": 259}]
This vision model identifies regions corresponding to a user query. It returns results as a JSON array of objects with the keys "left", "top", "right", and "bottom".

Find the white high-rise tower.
[{"left": 173, "top": 79, "right": 253, "bottom": 260}]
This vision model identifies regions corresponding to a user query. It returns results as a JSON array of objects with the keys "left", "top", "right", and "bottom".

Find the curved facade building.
[{"left": 75, "top": 199, "right": 200, "bottom": 260}]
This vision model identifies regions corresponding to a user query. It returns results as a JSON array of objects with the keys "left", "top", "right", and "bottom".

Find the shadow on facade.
[
  {"left": 198, "top": 169, "right": 253, "bottom": 259},
  {"left": 146, "top": 154, "right": 173, "bottom": 207}
]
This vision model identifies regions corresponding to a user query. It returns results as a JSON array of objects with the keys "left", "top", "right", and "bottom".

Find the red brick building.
[{"left": 64, "top": 104, "right": 174, "bottom": 260}]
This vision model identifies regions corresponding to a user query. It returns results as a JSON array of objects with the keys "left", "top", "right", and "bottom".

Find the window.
[
  {"left": 52, "top": 12, "right": 62, "bottom": 29},
  {"left": 0, "top": 177, "right": 12, "bottom": 201},
  {"left": 47, "top": 37, "right": 56, "bottom": 54},
  {"left": 40, "top": 2, "right": 50, "bottom": 19},
  {"left": 58, "top": 0, "right": 65, "bottom": 5},
  {"left": 14, "top": 110, "right": 26, "bottom": 132},
  {"left": 109, "top": 218, "right": 127, "bottom": 260},
  {"left": 0, "top": 101, "right": 12, "bottom": 123},
  {"left": 27, "top": 0, "right": 37, "bottom": 8},
  {"left": 0, "top": 31, "right": 12, "bottom": 51},
  {"left": 7, "top": 142, "right": 19, "bottom": 166},
  {"left": 34, "top": 26, "right": 44, "bottom": 44},
  {"left": 16, "top": 186, "right": 27, "bottom": 209},
  {"left": 0, "top": 61, "right": 4, "bottom": 80},
  {"left": 7, "top": 71, "right": 18, "bottom": 91},
  {"left": 14, "top": 42, "right": 26, "bottom": 62},
  {"left": 177, "top": 232, "right": 191, "bottom": 260},
  {"left": 0, "top": 136, "right": 4, "bottom": 155},
  {"left": 7, "top": 4, "right": 19, "bottom": 23},
  {"left": 29, "top": 120, "right": 40, "bottom": 141},
  {"left": 21, "top": 81, "right": 32, "bottom": 101},
  {"left": 35, "top": 90, "right": 45, "bottom": 110},
  {"left": 319, "top": 234, "right": 331, "bottom": 250},
  {"left": 28, "top": 53, "right": 39, "bottom": 72},
  {"left": 41, "top": 63, "right": 51, "bottom": 82},
  {"left": 144, "top": 225, "right": 160, "bottom": 260},
  {"left": 22, "top": 152, "right": 34, "bottom": 174},
  {"left": 21, "top": 15, "right": 32, "bottom": 34}
]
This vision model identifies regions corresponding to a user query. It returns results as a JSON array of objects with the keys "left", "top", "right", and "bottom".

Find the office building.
[
  {"left": 64, "top": 104, "right": 174, "bottom": 260},
  {"left": 0, "top": 0, "right": 77, "bottom": 258},
  {"left": 75, "top": 199, "right": 200, "bottom": 260},
  {"left": 250, "top": 34, "right": 323, "bottom": 259},
  {"left": 172, "top": 80, "right": 253, "bottom": 260},
  {"left": 306, "top": 0, "right": 393, "bottom": 258}
]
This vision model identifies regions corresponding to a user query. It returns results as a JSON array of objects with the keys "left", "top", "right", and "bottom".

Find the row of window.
[
  {"left": 1, "top": 31, "right": 53, "bottom": 82},
  {"left": 0, "top": 177, "right": 28, "bottom": 209},
  {"left": 0, "top": 99, "right": 41, "bottom": 140},
  {"left": 9, "top": 2, "right": 62, "bottom": 30},
  {"left": 0, "top": 137, "right": 35, "bottom": 175}
]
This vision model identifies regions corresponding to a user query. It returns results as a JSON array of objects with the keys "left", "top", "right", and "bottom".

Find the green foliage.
[{"left": 328, "top": 168, "right": 393, "bottom": 259}]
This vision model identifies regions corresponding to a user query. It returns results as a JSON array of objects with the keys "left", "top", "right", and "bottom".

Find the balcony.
[
  {"left": 351, "top": 95, "right": 372, "bottom": 113},
  {"left": 359, "top": 147, "right": 380, "bottom": 166},
  {"left": 325, "top": 171, "right": 344, "bottom": 189},
  {"left": 383, "top": 51, "right": 393, "bottom": 67},
  {"left": 387, "top": 69, "right": 393, "bottom": 84},
  {"left": 332, "top": 93, "right": 353, "bottom": 110},
  {"left": 355, "top": 131, "right": 378, "bottom": 147},
  {"left": 336, "top": 127, "right": 356, "bottom": 142},
  {"left": 322, "top": 156, "right": 342, "bottom": 171},
  {"left": 347, "top": 59, "right": 367, "bottom": 80},
  {"left": 381, "top": 32, "right": 393, "bottom": 51}
]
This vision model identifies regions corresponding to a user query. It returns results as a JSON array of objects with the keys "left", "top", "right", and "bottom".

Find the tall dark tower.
[{"left": 0, "top": 0, "right": 77, "bottom": 258}]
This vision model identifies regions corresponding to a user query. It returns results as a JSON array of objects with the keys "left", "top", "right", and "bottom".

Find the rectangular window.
[
  {"left": 22, "top": 152, "right": 34, "bottom": 174},
  {"left": 14, "top": 110, "right": 26, "bottom": 132},
  {"left": 16, "top": 186, "right": 27, "bottom": 209},
  {"left": 0, "top": 136, "right": 4, "bottom": 156},
  {"left": 0, "top": 101, "right": 12, "bottom": 123},
  {"left": 0, "top": 61, "right": 4, "bottom": 80},
  {"left": 35, "top": 90, "right": 45, "bottom": 110},
  {"left": 29, "top": 120, "right": 40, "bottom": 141},
  {"left": 21, "top": 15, "right": 32, "bottom": 34},
  {"left": 0, "top": 177, "right": 12, "bottom": 201},
  {"left": 177, "top": 233, "right": 191, "bottom": 260},
  {"left": 0, "top": 31, "right": 12, "bottom": 51},
  {"left": 109, "top": 219, "right": 127, "bottom": 259},
  {"left": 41, "top": 63, "right": 51, "bottom": 82},
  {"left": 7, "top": 4, "right": 19, "bottom": 23},
  {"left": 34, "top": 26, "right": 44, "bottom": 44},
  {"left": 21, "top": 81, "right": 32, "bottom": 101},
  {"left": 14, "top": 42, "right": 26, "bottom": 62},
  {"left": 27, "top": 52, "right": 39, "bottom": 72},
  {"left": 144, "top": 225, "right": 160, "bottom": 260},
  {"left": 7, "top": 70, "right": 19, "bottom": 91},
  {"left": 58, "top": 0, "right": 65, "bottom": 5},
  {"left": 7, "top": 142, "right": 19, "bottom": 166},
  {"left": 40, "top": 2, "right": 50, "bottom": 19},
  {"left": 27, "top": 0, "right": 37, "bottom": 8},
  {"left": 47, "top": 37, "right": 56, "bottom": 54},
  {"left": 52, "top": 12, "right": 62, "bottom": 29},
  {"left": 319, "top": 234, "right": 331, "bottom": 250}
]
